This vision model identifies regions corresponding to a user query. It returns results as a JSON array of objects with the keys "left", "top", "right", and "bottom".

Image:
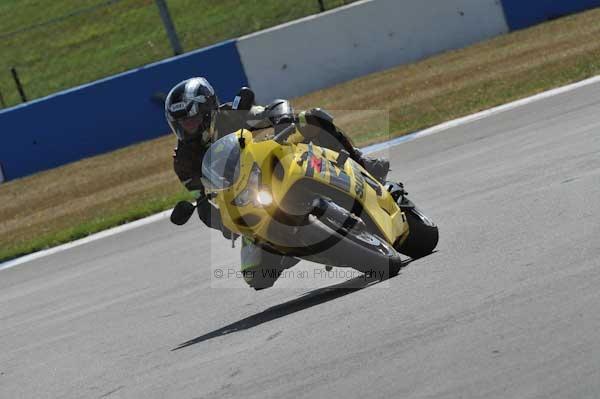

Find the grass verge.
[
  {"left": 0, "top": 190, "right": 192, "bottom": 262},
  {"left": 0, "top": 0, "right": 351, "bottom": 108},
  {"left": 2, "top": 8, "right": 600, "bottom": 262}
]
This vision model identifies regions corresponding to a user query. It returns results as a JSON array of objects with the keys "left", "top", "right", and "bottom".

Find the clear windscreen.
[{"left": 201, "top": 133, "right": 241, "bottom": 190}]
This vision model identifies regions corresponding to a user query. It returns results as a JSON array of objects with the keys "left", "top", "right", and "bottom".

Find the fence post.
[
  {"left": 318, "top": 0, "right": 326, "bottom": 12},
  {"left": 155, "top": 0, "right": 183, "bottom": 56},
  {"left": 11, "top": 67, "right": 27, "bottom": 103}
]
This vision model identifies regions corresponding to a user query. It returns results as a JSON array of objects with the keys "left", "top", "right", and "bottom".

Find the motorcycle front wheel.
[{"left": 310, "top": 214, "right": 403, "bottom": 279}]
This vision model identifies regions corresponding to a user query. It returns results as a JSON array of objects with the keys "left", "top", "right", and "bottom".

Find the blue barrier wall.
[
  {"left": 0, "top": 40, "right": 247, "bottom": 181},
  {"left": 501, "top": 0, "right": 600, "bottom": 30},
  {"left": 4, "top": 1, "right": 600, "bottom": 182}
]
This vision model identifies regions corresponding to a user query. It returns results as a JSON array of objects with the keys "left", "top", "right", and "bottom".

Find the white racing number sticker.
[{"left": 169, "top": 102, "right": 187, "bottom": 113}]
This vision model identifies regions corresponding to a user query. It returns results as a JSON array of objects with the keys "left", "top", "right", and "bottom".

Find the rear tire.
[{"left": 398, "top": 208, "right": 439, "bottom": 259}]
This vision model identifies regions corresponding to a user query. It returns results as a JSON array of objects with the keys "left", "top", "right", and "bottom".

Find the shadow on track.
[{"left": 173, "top": 262, "right": 412, "bottom": 351}]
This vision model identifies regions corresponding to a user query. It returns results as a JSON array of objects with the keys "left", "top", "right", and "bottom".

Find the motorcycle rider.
[{"left": 166, "top": 77, "right": 390, "bottom": 289}]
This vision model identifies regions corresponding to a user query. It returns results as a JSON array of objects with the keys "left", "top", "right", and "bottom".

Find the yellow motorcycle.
[{"left": 173, "top": 124, "right": 438, "bottom": 280}]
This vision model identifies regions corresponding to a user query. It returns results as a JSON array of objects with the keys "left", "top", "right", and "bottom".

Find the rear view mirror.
[{"left": 170, "top": 201, "right": 196, "bottom": 225}]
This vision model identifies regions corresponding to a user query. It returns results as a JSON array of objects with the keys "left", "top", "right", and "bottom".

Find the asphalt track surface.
[{"left": 2, "top": 82, "right": 600, "bottom": 399}]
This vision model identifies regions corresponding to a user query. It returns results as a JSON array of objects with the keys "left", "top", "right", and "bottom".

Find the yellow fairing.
[{"left": 210, "top": 129, "right": 408, "bottom": 246}]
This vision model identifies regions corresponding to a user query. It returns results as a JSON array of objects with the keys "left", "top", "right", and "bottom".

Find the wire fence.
[{"left": 0, "top": 0, "right": 353, "bottom": 109}]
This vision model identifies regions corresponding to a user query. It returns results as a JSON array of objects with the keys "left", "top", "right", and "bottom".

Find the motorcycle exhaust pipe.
[{"left": 310, "top": 198, "right": 365, "bottom": 231}]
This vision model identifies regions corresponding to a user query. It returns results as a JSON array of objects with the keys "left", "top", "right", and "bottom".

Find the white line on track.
[
  {"left": 362, "top": 75, "right": 600, "bottom": 154},
  {"left": 0, "top": 210, "right": 172, "bottom": 271},
  {"left": 3, "top": 75, "right": 600, "bottom": 271}
]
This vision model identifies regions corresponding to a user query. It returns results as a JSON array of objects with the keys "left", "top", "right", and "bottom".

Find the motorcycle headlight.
[
  {"left": 232, "top": 163, "right": 261, "bottom": 207},
  {"left": 256, "top": 190, "right": 273, "bottom": 206}
]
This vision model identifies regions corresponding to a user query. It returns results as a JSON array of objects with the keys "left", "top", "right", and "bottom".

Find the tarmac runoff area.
[{"left": 1, "top": 78, "right": 600, "bottom": 398}]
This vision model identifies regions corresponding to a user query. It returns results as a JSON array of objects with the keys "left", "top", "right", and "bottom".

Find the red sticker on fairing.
[{"left": 310, "top": 155, "right": 322, "bottom": 174}]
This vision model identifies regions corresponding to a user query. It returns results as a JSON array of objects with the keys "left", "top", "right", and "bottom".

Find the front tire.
[
  {"left": 314, "top": 214, "right": 403, "bottom": 279},
  {"left": 398, "top": 207, "right": 439, "bottom": 259}
]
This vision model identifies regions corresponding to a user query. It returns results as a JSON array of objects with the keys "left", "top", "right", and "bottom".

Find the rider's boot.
[
  {"left": 241, "top": 238, "right": 300, "bottom": 290},
  {"left": 353, "top": 148, "right": 390, "bottom": 183}
]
